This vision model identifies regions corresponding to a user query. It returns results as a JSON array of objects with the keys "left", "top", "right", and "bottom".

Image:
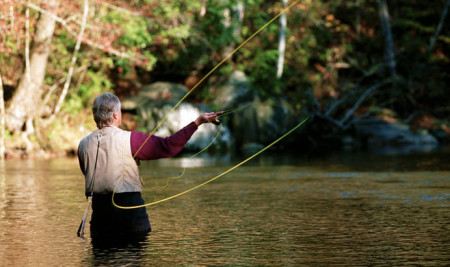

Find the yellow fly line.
[
  {"left": 112, "top": 117, "right": 309, "bottom": 209},
  {"left": 132, "top": 0, "right": 301, "bottom": 158},
  {"left": 151, "top": 124, "right": 223, "bottom": 190},
  {"left": 112, "top": 0, "right": 303, "bottom": 209},
  {"left": 149, "top": 104, "right": 252, "bottom": 190}
]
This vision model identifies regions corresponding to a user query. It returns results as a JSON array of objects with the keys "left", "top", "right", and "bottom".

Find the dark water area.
[{"left": 0, "top": 148, "right": 449, "bottom": 265}]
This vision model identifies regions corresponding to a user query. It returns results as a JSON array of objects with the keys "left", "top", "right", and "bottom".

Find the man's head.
[{"left": 93, "top": 92, "right": 122, "bottom": 129}]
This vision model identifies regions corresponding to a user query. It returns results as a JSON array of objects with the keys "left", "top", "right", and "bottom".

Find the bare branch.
[
  {"left": 324, "top": 95, "right": 348, "bottom": 117},
  {"left": 343, "top": 111, "right": 371, "bottom": 130},
  {"left": 276, "top": 0, "right": 287, "bottom": 79},
  {"left": 39, "top": 64, "right": 90, "bottom": 117},
  {"left": 74, "top": 66, "right": 88, "bottom": 95},
  {"left": 26, "top": 2, "right": 142, "bottom": 61},
  {"left": 316, "top": 112, "right": 344, "bottom": 129},
  {"left": 10, "top": 5, "right": 14, "bottom": 31},
  {"left": 378, "top": 0, "right": 397, "bottom": 80},
  {"left": 95, "top": 0, "right": 145, "bottom": 17},
  {"left": 80, "top": 37, "right": 140, "bottom": 60},
  {"left": 25, "top": 5, "right": 31, "bottom": 82},
  {"left": 340, "top": 83, "right": 382, "bottom": 124},
  {"left": 47, "top": 0, "right": 89, "bottom": 123},
  {"left": 312, "top": 83, "right": 384, "bottom": 130},
  {"left": 27, "top": 2, "right": 77, "bottom": 34},
  {"left": 309, "top": 90, "right": 321, "bottom": 110},
  {"left": 200, "top": 0, "right": 207, "bottom": 17}
]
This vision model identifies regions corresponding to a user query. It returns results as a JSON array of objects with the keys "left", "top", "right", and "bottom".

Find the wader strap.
[
  {"left": 77, "top": 132, "right": 102, "bottom": 237},
  {"left": 87, "top": 133, "right": 102, "bottom": 197}
]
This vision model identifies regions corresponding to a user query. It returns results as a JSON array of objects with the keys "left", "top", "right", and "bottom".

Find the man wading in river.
[{"left": 78, "top": 92, "right": 217, "bottom": 238}]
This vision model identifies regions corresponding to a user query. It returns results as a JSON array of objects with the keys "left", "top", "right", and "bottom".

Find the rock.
[
  {"left": 209, "top": 70, "right": 301, "bottom": 151},
  {"left": 229, "top": 98, "right": 298, "bottom": 147},
  {"left": 354, "top": 117, "right": 438, "bottom": 150},
  {"left": 430, "top": 128, "right": 450, "bottom": 143},
  {"left": 152, "top": 103, "right": 232, "bottom": 151},
  {"left": 122, "top": 82, "right": 233, "bottom": 152},
  {"left": 122, "top": 75, "right": 302, "bottom": 153},
  {"left": 212, "top": 70, "right": 255, "bottom": 108},
  {"left": 121, "top": 82, "right": 188, "bottom": 110}
]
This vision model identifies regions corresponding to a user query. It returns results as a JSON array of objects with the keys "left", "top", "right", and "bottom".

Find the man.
[{"left": 78, "top": 92, "right": 217, "bottom": 237}]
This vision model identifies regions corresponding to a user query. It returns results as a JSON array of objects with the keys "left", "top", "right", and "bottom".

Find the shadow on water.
[
  {"left": 235, "top": 144, "right": 450, "bottom": 172},
  {"left": 87, "top": 234, "right": 149, "bottom": 265}
]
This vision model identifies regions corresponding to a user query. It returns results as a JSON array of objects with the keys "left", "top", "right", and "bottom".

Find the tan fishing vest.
[{"left": 78, "top": 126, "right": 142, "bottom": 194}]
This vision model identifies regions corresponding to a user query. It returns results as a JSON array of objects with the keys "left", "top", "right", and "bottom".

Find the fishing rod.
[
  {"left": 212, "top": 104, "right": 252, "bottom": 125},
  {"left": 152, "top": 104, "right": 251, "bottom": 189},
  {"left": 112, "top": 117, "right": 309, "bottom": 209},
  {"left": 112, "top": 0, "right": 302, "bottom": 208}
]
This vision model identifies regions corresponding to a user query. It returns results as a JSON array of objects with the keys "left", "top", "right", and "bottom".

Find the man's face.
[
  {"left": 112, "top": 109, "right": 122, "bottom": 127},
  {"left": 117, "top": 109, "right": 122, "bottom": 126}
]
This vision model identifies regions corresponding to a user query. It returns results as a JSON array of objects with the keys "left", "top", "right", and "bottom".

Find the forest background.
[{"left": 0, "top": 0, "right": 449, "bottom": 159}]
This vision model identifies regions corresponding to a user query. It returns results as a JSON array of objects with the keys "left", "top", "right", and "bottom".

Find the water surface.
[{"left": 0, "top": 150, "right": 449, "bottom": 265}]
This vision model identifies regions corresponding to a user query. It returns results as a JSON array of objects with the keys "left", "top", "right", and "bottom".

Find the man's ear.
[{"left": 112, "top": 111, "right": 118, "bottom": 120}]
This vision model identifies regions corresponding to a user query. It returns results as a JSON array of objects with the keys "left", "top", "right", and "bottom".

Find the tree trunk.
[
  {"left": 378, "top": 0, "right": 397, "bottom": 80},
  {"left": 428, "top": 0, "right": 450, "bottom": 54},
  {"left": 5, "top": 1, "right": 59, "bottom": 133},
  {"left": 221, "top": 1, "right": 244, "bottom": 58},
  {"left": 276, "top": 0, "right": 288, "bottom": 79}
]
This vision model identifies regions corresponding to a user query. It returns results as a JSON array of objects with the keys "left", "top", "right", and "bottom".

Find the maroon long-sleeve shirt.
[{"left": 130, "top": 121, "right": 198, "bottom": 160}]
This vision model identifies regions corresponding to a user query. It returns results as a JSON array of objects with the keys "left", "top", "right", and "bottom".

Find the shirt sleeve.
[{"left": 131, "top": 121, "right": 199, "bottom": 160}]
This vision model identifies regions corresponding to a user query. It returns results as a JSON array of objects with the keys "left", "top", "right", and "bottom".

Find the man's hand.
[{"left": 195, "top": 112, "right": 219, "bottom": 126}]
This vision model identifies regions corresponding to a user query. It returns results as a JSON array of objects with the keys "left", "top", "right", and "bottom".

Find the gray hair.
[{"left": 92, "top": 92, "right": 121, "bottom": 129}]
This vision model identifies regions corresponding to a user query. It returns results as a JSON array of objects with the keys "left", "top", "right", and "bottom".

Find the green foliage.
[
  {"left": 198, "top": 4, "right": 237, "bottom": 49},
  {"left": 2, "top": 0, "right": 450, "bottom": 153},
  {"left": 62, "top": 71, "right": 112, "bottom": 115},
  {"left": 116, "top": 15, "right": 153, "bottom": 48},
  {"left": 247, "top": 49, "right": 281, "bottom": 97},
  {"left": 82, "top": 71, "right": 113, "bottom": 98}
]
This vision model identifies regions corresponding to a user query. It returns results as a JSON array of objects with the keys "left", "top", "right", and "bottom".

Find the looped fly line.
[
  {"left": 113, "top": 0, "right": 302, "bottom": 209},
  {"left": 112, "top": 117, "right": 309, "bottom": 209}
]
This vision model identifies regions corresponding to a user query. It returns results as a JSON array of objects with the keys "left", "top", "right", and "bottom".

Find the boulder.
[
  {"left": 211, "top": 70, "right": 300, "bottom": 151},
  {"left": 354, "top": 118, "right": 438, "bottom": 152},
  {"left": 122, "top": 82, "right": 232, "bottom": 152},
  {"left": 212, "top": 70, "right": 255, "bottom": 108},
  {"left": 121, "top": 81, "right": 188, "bottom": 110}
]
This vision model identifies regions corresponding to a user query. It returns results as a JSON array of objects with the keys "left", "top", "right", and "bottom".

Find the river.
[{"left": 0, "top": 149, "right": 449, "bottom": 265}]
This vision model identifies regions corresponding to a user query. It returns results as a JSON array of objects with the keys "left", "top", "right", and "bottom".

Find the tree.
[
  {"left": 5, "top": 0, "right": 59, "bottom": 134},
  {"left": 0, "top": 0, "right": 449, "bottom": 154},
  {"left": 221, "top": 1, "right": 245, "bottom": 58},
  {"left": 276, "top": 0, "right": 288, "bottom": 79},
  {"left": 1, "top": 0, "right": 158, "bottom": 152},
  {"left": 377, "top": 0, "right": 397, "bottom": 80}
]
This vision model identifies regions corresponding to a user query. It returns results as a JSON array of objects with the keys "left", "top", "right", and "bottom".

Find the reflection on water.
[{"left": 0, "top": 151, "right": 449, "bottom": 265}]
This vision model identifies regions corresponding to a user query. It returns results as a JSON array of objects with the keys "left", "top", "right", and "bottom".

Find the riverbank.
[{"left": 2, "top": 102, "right": 449, "bottom": 160}]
